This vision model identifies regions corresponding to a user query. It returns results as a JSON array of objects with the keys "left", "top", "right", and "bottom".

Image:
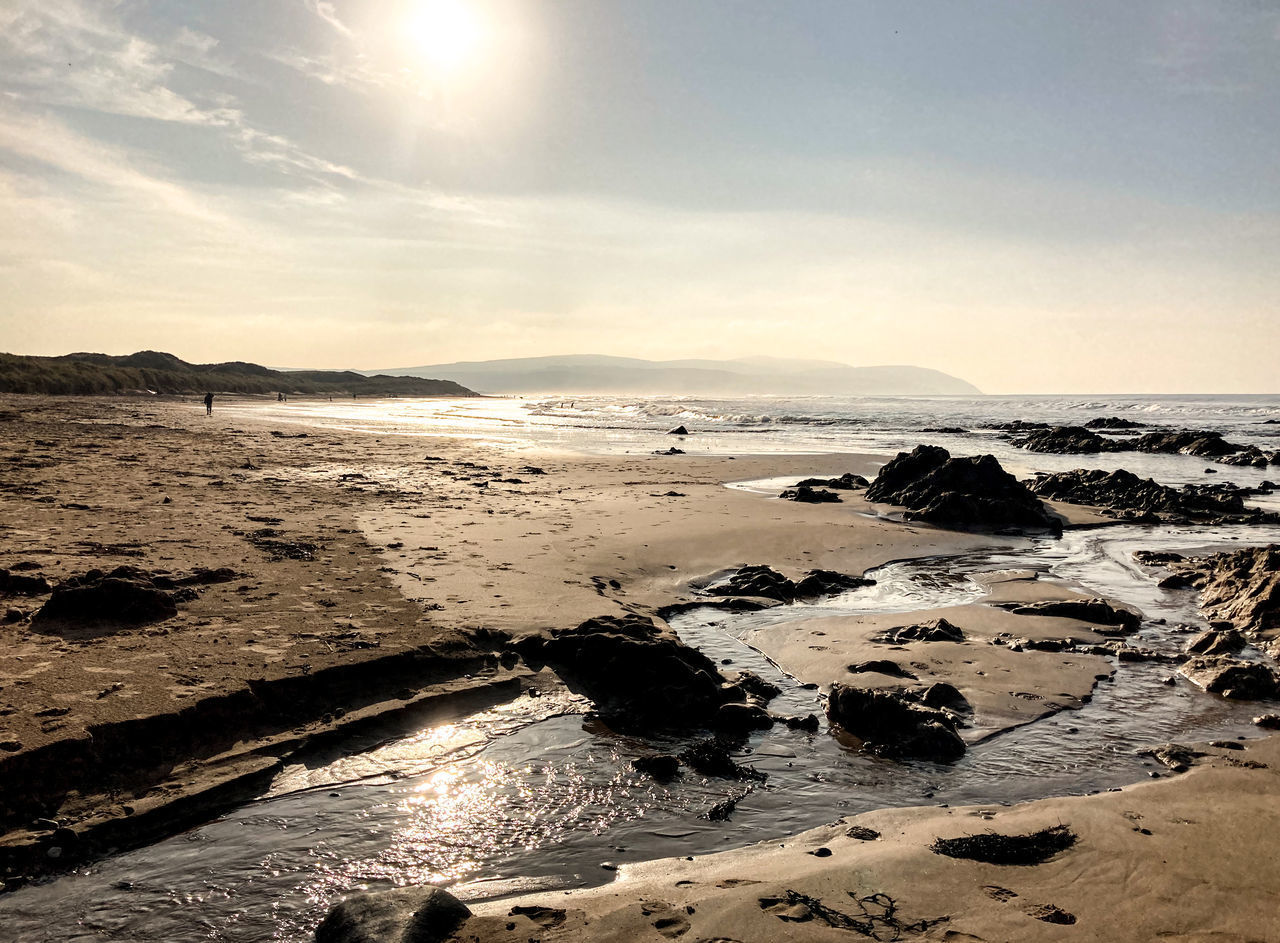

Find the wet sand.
[{"left": 1, "top": 394, "right": 1277, "bottom": 940}]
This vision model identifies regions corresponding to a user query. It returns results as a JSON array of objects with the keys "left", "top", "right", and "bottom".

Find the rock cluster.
[
  {"left": 1009, "top": 424, "right": 1264, "bottom": 463},
  {"left": 1179, "top": 656, "right": 1280, "bottom": 700},
  {"left": 1027, "top": 469, "right": 1269, "bottom": 524},
  {"left": 792, "top": 473, "right": 869, "bottom": 490},
  {"left": 779, "top": 485, "right": 842, "bottom": 503},
  {"left": 704, "top": 564, "right": 873, "bottom": 603},
  {"left": 864, "top": 445, "right": 1060, "bottom": 534},
  {"left": 873, "top": 618, "right": 966, "bottom": 644},
  {"left": 1160, "top": 545, "right": 1280, "bottom": 655}
]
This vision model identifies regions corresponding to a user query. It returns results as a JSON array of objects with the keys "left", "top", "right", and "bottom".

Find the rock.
[
  {"left": 1083, "top": 417, "right": 1144, "bottom": 429},
  {"left": 1179, "top": 656, "right": 1280, "bottom": 700},
  {"left": 1013, "top": 425, "right": 1122, "bottom": 454},
  {"left": 781, "top": 713, "right": 821, "bottom": 732},
  {"left": 667, "top": 425, "right": 689, "bottom": 436},
  {"left": 793, "top": 569, "right": 874, "bottom": 598},
  {"left": 922, "top": 426, "right": 969, "bottom": 434},
  {"left": 1220, "top": 447, "right": 1280, "bottom": 467},
  {"left": 678, "top": 738, "right": 767, "bottom": 781},
  {"left": 793, "top": 473, "right": 869, "bottom": 490},
  {"left": 865, "top": 445, "right": 1060, "bottom": 534},
  {"left": 779, "top": 486, "right": 841, "bottom": 503},
  {"left": 314, "top": 886, "right": 470, "bottom": 943},
  {"left": 921, "top": 682, "right": 969, "bottom": 710},
  {"left": 1134, "top": 550, "right": 1186, "bottom": 566},
  {"left": 845, "top": 825, "right": 880, "bottom": 840},
  {"left": 632, "top": 754, "right": 682, "bottom": 780},
  {"left": 1130, "top": 430, "right": 1243, "bottom": 458},
  {"left": 0, "top": 570, "right": 51, "bottom": 596},
  {"left": 713, "top": 702, "right": 774, "bottom": 732},
  {"left": 730, "top": 670, "right": 781, "bottom": 703},
  {"left": 1165, "top": 546, "right": 1280, "bottom": 648},
  {"left": 1185, "top": 629, "right": 1246, "bottom": 656},
  {"left": 826, "top": 684, "right": 966, "bottom": 761},
  {"left": 513, "top": 614, "right": 732, "bottom": 730},
  {"left": 1027, "top": 468, "right": 1263, "bottom": 524},
  {"left": 707, "top": 564, "right": 796, "bottom": 602},
  {"left": 32, "top": 573, "right": 177, "bottom": 629},
  {"left": 846, "top": 659, "right": 916, "bottom": 679},
  {"left": 875, "top": 618, "right": 966, "bottom": 644},
  {"left": 1140, "top": 743, "right": 1204, "bottom": 773},
  {"left": 1254, "top": 714, "right": 1280, "bottom": 729},
  {"left": 1007, "top": 598, "right": 1140, "bottom": 633},
  {"left": 653, "top": 447, "right": 685, "bottom": 455}
]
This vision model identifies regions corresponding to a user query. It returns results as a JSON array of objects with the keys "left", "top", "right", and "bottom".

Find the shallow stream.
[{"left": 2, "top": 524, "right": 1278, "bottom": 942}]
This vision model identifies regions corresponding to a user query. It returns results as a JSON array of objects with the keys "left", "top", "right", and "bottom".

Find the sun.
[{"left": 404, "top": 0, "right": 485, "bottom": 76}]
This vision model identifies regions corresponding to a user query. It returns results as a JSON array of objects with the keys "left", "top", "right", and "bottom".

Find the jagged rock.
[
  {"left": 1165, "top": 546, "right": 1280, "bottom": 649},
  {"left": 667, "top": 425, "right": 689, "bottom": 436},
  {"left": 875, "top": 618, "right": 966, "bottom": 644},
  {"left": 865, "top": 445, "right": 1059, "bottom": 534},
  {"left": 1140, "top": 743, "right": 1205, "bottom": 773},
  {"left": 653, "top": 447, "right": 684, "bottom": 455},
  {"left": 1219, "top": 447, "right": 1280, "bottom": 467},
  {"left": 678, "top": 738, "right": 767, "bottom": 781},
  {"left": 1013, "top": 426, "right": 1122, "bottom": 454},
  {"left": 793, "top": 569, "right": 874, "bottom": 598},
  {"left": 1028, "top": 468, "right": 1263, "bottom": 524},
  {"left": 731, "top": 670, "right": 782, "bottom": 703},
  {"left": 0, "top": 570, "right": 51, "bottom": 596},
  {"left": 1083, "top": 417, "right": 1145, "bottom": 429},
  {"left": 632, "top": 754, "right": 681, "bottom": 780},
  {"left": 1186, "top": 629, "right": 1246, "bottom": 656},
  {"left": 847, "top": 659, "right": 916, "bottom": 679},
  {"left": 989, "top": 420, "right": 1051, "bottom": 432},
  {"left": 1254, "top": 714, "right": 1280, "bottom": 730},
  {"left": 1134, "top": 550, "right": 1186, "bottom": 566},
  {"left": 32, "top": 571, "right": 177, "bottom": 628},
  {"left": 513, "top": 614, "right": 732, "bottom": 730},
  {"left": 1179, "top": 656, "right": 1280, "bottom": 700},
  {"left": 779, "top": 486, "right": 841, "bottom": 503},
  {"left": 793, "top": 473, "right": 869, "bottom": 490},
  {"left": 1130, "top": 430, "right": 1242, "bottom": 457},
  {"left": 826, "top": 684, "right": 966, "bottom": 761},
  {"left": 707, "top": 565, "right": 795, "bottom": 602},
  {"left": 1007, "top": 598, "right": 1140, "bottom": 633},
  {"left": 314, "top": 885, "right": 470, "bottom": 943}
]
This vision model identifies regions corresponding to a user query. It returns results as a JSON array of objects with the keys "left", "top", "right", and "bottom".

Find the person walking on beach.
[{"left": 204, "top": 392, "right": 214, "bottom": 415}]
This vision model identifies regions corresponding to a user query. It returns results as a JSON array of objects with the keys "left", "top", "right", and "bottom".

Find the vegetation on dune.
[{"left": 0, "top": 351, "right": 476, "bottom": 397}]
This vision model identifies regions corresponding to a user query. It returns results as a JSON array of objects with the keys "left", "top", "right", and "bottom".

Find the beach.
[{"left": 1, "top": 393, "right": 1278, "bottom": 941}]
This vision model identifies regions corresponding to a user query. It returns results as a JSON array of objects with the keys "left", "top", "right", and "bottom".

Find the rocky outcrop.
[
  {"left": 1006, "top": 598, "right": 1141, "bottom": 634},
  {"left": 704, "top": 565, "right": 872, "bottom": 603},
  {"left": 1186, "top": 629, "right": 1246, "bottom": 656},
  {"left": 32, "top": 569, "right": 178, "bottom": 630},
  {"left": 1008, "top": 425, "right": 1253, "bottom": 461},
  {"left": 873, "top": 618, "right": 966, "bottom": 644},
  {"left": 1162, "top": 545, "right": 1280, "bottom": 655},
  {"left": 1179, "top": 656, "right": 1280, "bottom": 700},
  {"left": 513, "top": 615, "right": 734, "bottom": 730},
  {"left": 826, "top": 684, "right": 966, "bottom": 761},
  {"left": 1083, "top": 417, "right": 1145, "bottom": 429},
  {"left": 1130, "top": 430, "right": 1242, "bottom": 458},
  {"left": 0, "top": 568, "right": 51, "bottom": 596},
  {"left": 1028, "top": 469, "right": 1266, "bottom": 524},
  {"left": 865, "top": 445, "right": 1060, "bottom": 534},
  {"left": 779, "top": 486, "right": 842, "bottom": 503},
  {"left": 793, "top": 473, "right": 869, "bottom": 490},
  {"left": 314, "top": 885, "right": 470, "bottom": 943},
  {"left": 1013, "top": 426, "right": 1122, "bottom": 454},
  {"left": 1219, "top": 447, "right": 1280, "bottom": 468}
]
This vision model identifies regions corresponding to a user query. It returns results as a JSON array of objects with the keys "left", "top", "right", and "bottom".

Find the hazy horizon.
[{"left": 3, "top": 1, "right": 1278, "bottom": 394}]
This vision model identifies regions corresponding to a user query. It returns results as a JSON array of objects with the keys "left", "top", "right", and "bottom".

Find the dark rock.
[
  {"left": 1007, "top": 598, "right": 1140, "bottom": 633},
  {"left": 1134, "top": 550, "right": 1186, "bottom": 566},
  {"left": 930, "top": 824, "right": 1076, "bottom": 865},
  {"left": 988, "top": 420, "right": 1051, "bottom": 432},
  {"left": 922, "top": 426, "right": 969, "bottom": 434},
  {"left": 921, "top": 682, "right": 969, "bottom": 710},
  {"left": 779, "top": 486, "right": 841, "bottom": 503},
  {"left": 0, "top": 570, "right": 51, "bottom": 596},
  {"left": 667, "top": 425, "right": 689, "bottom": 436},
  {"left": 713, "top": 702, "right": 774, "bottom": 732},
  {"left": 846, "top": 659, "right": 916, "bottom": 679},
  {"left": 1185, "top": 629, "right": 1246, "bottom": 656},
  {"left": 781, "top": 713, "right": 821, "bottom": 732},
  {"left": 845, "top": 825, "right": 880, "bottom": 840},
  {"left": 707, "top": 564, "right": 796, "bottom": 602},
  {"left": 314, "top": 885, "right": 470, "bottom": 943},
  {"left": 1013, "top": 426, "right": 1123, "bottom": 454},
  {"left": 1027, "top": 468, "right": 1264, "bottom": 524},
  {"left": 513, "top": 614, "right": 732, "bottom": 730},
  {"left": 706, "top": 789, "right": 751, "bottom": 821},
  {"left": 826, "top": 684, "right": 966, "bottom": 761},
  {"left": 1254, "top": 713, "right": 1280, "bottom": 729},
  {"left": 1140, "top": 743, "right": 1204, "bottom": 773},
  {"left": 1083, "top": 417, "right": 1144, "bottom": 429},
  {"left": 678, "top": 738, "right": 766, "bottom": 781},
  {"left": 793, "top": 472, "right": 869, "bottom": 490},
  {"left": 1130, "top": 430, "right": 1242, "bottom": 457},
  {"left": 865, "top": 445, "right": 1060, "bottom": 534},
  {"left": 33, "top": 574, "right": 177, "bottom": 629},
  {"left": 793, "top": 569, "right": 874, "bottom": 599},
  {"left": 875, "top": 618, "right": 966, "bottom": 644},
  {"left": 731, "top": 670, "right": 782, "bottom": 703},
  {"left": 653, "top": 447, "right": 685, "bottom": 455},
  {"left": 632, "top": 754, "right": 681, "bottom": 780},
  {"left": 1159, "top": 574, "right": 1196, "bottom": 589},
  {"left": 1219, "top": 447, "right": 1280, "bottom": 467},
  {"left": 1179, "top": 656, "right": 1280, "bottom": 700}
]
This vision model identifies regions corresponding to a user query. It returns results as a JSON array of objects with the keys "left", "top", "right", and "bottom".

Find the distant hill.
[
  {"left": 366, "top": 354, "right": 982, "bottom": 396},
  {"left": 0, "top": 351, "right": 475, "bottom": 397}
]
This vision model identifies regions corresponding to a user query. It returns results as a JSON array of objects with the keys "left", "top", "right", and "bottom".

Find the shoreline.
[{"left": 1, "top": 394, "right": 1277, "bottom": 941}]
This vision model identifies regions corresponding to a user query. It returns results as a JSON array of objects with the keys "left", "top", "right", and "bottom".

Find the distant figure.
[{"left": 204, "top": 392, "right": 214, "bottom": 415}]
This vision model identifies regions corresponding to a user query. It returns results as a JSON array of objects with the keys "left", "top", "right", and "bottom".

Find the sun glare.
[{"left": 404, "top": 0, "right": 485, "bottom": 76}]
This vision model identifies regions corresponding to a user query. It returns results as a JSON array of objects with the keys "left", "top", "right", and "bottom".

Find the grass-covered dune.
[{"left": 0, "top": 351, "right": 476, "bottom": 397}]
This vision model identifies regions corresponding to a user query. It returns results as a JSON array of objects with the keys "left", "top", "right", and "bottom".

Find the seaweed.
[{"left": 930, "top": 824, "right": 1076, "bottom": 865}]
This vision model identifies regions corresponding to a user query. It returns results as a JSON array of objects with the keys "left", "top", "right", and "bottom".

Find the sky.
[{"left": 1, "top": 0, "right": 1278, "bottom": 393}]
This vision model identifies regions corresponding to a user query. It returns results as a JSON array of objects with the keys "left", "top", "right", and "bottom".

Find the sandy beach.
[{"left": 1, "top": 394, "right": 1277, "bottom": 942}]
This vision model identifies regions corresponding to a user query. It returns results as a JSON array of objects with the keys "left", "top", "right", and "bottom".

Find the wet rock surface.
[
  {"left": 1027, "top": 468, "right": 1270, "bottom": 524},
  {"left": 1161, "top": 546, "right": 1280, "bottom": 653},
  {"left": 1179, "top": 656, "right": 1280, "bottom": 700},
  {"left": 313, "top": 885, "right": 471, "bottom": 943},
  {"left": 826, "top": 684, "right": 966, "bottom": 761},
  {"left": 514, "top": 614, "right": 733, "bottom": 731},
  {"left": 864, "top": 445, "right": 1060, "bottom": 534},
  {"left": 705, "top": 564, "right": 871, "bottom": 604}
]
